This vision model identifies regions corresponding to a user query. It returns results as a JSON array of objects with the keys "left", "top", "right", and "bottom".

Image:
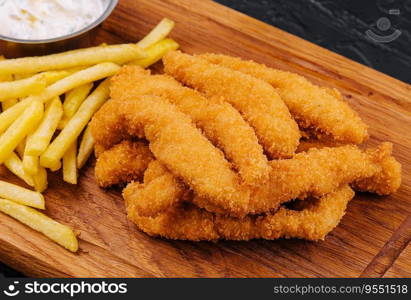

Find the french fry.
[
  {"left": 33, "top": 167, "right": 48, "bottom": 193},
  {"left": 22, "top": 155, "right": 39, "bottom": 176},
  {"left": 63, "top": 140, "right": 78, "bottom": 184},
  {"left": 0, "top": 44, "right": 145, "bottom": 76},
  {"left": 16, "top": 70, "right": 81, "bottom": 82},
  {"left": 0, "top": 64, "right": 115, "bottom": 134},
  {"left": 2, "top": 98, "right": 18, "bottom": 111},
  {"left": 137, "top": 18, "right": 175, "bottom": 49},
  {"left": 0, "top": 100, "right": 31, "bottom": 134},
  {"left": 42, "top": 70, "right": 73, "bottom": 85},
  {"left": 57, "top": 118, "right": 68, "bottom": 130},
  {"left": 0, "top": 74, "right": 46, "bottom": 101},
  {"left": 0, "top": 199, "right": 78, "bottom": 252},
  {"left": 0, "top": 101, "right": 43, "bottom": 164},
  {"left": 0, "top": 65, "right": 17, "bottom": 110},
  {"left": 14, "top": 73, "right": 35, "bottom": 80},
  {"left": 49, "top": 160, "right": 62, "bottom": 172},
  {"left": 22, "top": 63, "right": 119, "bottom": 104},
  {"left": 4, "top": 152, "right": 34, "bottom": 187},
  {"left": 64, "top": 83, "right": 93, "bottom": 118},
  {"left": 16, "top": 138, "right": 26, "bottom": 159},
  {"left": 77, "top": 125, "right": 95, "bottom": 169},
  {"left": 0, "top": 22, "right": 178, "bottom": 201},
  {"left": 25, "top": 97, "right": 63, "bottom": 156},
  {"left": 132, "top": 38, "right": 179, "bottom": 68},
  {"left": 40, "top": 79, "right": 110, "bottom": 169},
  {"left": 0, "top": 56, "right": 12, "bottom": 82},
  {"left": 0, "top": 180, "right": 44, "bottom": 209}
]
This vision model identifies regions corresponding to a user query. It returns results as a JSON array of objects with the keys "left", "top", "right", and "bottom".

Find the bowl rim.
[{"left": 0, "top": 0, "right": 119, "bottom": 44}]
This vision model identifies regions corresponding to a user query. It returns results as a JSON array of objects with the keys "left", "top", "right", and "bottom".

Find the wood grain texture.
[
  {"left": 384, "top": 244, "right": 411, "bottom": 278},
  {"left": 383, "top": 216, "right": 411, "bottom": 278},
  {"left": 360, "top": 215, "right": 411, "bottom": 277},
  {"left": 0, "top": 0, "right": 410, "bottom": 278}
]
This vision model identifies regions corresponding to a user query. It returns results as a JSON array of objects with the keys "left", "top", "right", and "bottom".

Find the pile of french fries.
[{"left": 0, "top": 18, "right": 178, "bottom": 252}]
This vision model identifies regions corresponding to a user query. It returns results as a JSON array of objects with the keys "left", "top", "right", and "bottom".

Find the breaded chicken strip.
[
  {"left": 200, "top": 53, "right": 368, "bottom": 144},
  {"left": 296, "top": 139, "right": 402, "bottom": 195},
  {"left": 194, "top": 143, "right": 393, "bottom": 215},
  {"left": 352, "top": 154, "right": 402, "bottom": 196},
  {"left": 94, "top": 143, "right": 106, "bottom": 158},
  {"left": 121, "top": 142, "right": 400, "bottom": 217},
  {"left": 296, "top": 137, "right": 345, "bottom": 153},
  {"left": 123, "top": 161, "right": 190, "bottom": 217},
  {"left": 163, "top": 51, "right": 300, "bottom": 159},
  {"left": 90, "top": 96, "right": 249, "bottom": 213},
  {"left": 212, "top": 143, "right": 398, "bottom": 215},
  {"left": 126, "top": 185, "right": 354, "bottom": 241},
  {"left": 95, "top": 140, "right": 153, "bottom": 187},
  {"left": 110, "top": 66, "right": 269, "bottom": 185}
]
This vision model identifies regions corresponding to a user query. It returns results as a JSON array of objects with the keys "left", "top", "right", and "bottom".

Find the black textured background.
[
  {"left": 1, "top": 0, "right": 410, "bottom": 278},
  {"left": 215, "top": 0, "right": 411, "bottom": 83}
]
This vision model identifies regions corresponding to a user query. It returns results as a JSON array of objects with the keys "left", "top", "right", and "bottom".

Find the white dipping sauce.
[{"left": 0, "top": 0, "right": 107, "bottom": 40}]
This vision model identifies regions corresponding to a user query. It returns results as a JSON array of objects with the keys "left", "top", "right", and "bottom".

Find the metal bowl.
[{"left": 0, "top": 0, "right": 119, "bottom": 58}]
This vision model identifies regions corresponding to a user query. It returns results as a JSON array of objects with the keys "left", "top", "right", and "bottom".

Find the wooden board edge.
[{"left": 360, "top": 215, "right": 411, "bottom": 277}]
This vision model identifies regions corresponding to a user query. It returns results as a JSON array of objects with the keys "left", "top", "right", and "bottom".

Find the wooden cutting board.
[{"left": 0, "top": 0, "right": 410, "bottom": 278}]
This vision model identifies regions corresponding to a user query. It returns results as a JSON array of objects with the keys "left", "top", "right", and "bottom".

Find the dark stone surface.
[
  {"left": 215, "top": 0, "right": 411, "bottom": 83},
  {"left": 1, "top": 0, "right": 410, "bottom": 279},
  {"left": 0, "top": 262, "right": 23, "bottom": 278}
]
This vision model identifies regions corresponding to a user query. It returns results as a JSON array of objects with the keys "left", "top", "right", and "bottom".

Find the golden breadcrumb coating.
[
  {"left": 90, "top": 96, "right": 248, "bottom": 214},
  {"left": 351, "top": 143, "right": 402, "bottom": 195},
  {"left": 128, "top": 185, "right": 354, "bottom": 241},
  {"left": 163, "top": 51, "right": 300, "bottom": 159},
  {"left": 200, "top": 53, "right": 368, "bottom": 144},
  {"left": 119, "top": 141, "right": 400, "bottom": 217},
  {"left": 123, "top": 161, "right": 189, "bottom": 217},
  {"left": 193, "top": 143, "right": 400, "bottom": 215},
  {"left": 94, "top": 140, "right": 153, "bottom": 187},
  {"left": 296, "top": 140, "right": 401, "bottom": 195},
  {"left": 89, "top": 51, "right": 402, "bottom": 242},
  {"left": 296, "top": 137, "right": 346, "bottom": 153},
  {"left": 110, "top": 66, "right": 269, "bottom": 185},
  {"left": 94, "top": 143, "right": 106, "bottom": 158}
]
